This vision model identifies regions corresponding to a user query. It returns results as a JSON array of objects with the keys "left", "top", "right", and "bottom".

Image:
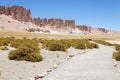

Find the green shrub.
[
  {"left": 47, "top": 41, "right": 66, "bottom": 51},
  {"left": 8, "top": 47, "right": 43, "bottom": 62},
  {"left": 91, "top": 43, "right": 99, "bottom": 48},
  {"left": 0, "top": 46, "right": 8, "bottom": 50},
  {"left": 115, "top": 45, "right": 120, "bottom": 50},
  {"left": 74, "top": 43, "right": 86, "bottom": 49},
  {"left": 0, "top": 38, "right": 10, "bottom": 46},
  {"left": 86, "top": 43, "right": 93, "bottom": 49},
  {"left": 113, "top": 51, "right": 120, "bottom": 61},
  {"left": 8, "top": 37, "right": 43, "bottom": 62},
  {"left": 94, "top": 40, "right": 112, "bottom": 46}
]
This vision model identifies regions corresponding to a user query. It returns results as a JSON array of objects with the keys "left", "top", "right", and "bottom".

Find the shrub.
[
  {"left": 94, "top": 40, "right": 112, "bottom": 46},
  {"left": 113, "top": 51, "right": 120, "bottom": 61},
  {"left": 115, "top": 45, "right": 120, "bottom": 50},
  {"left": 8, "top": 47, "right": 43, "bottom": 62},
  {"left": 47, "top": 41, "right": 66, "bottom": 51},
  {"left": 74, "top": 43, "right": 86, "bottom": 49},
  {"left": 8, "top": 38, "right": 43, "bottom": 62},
  {"left": 86, "top": 43, "right": 93, "bottom": 49},
  {"left": 0, "top": 46, "right": 8, "bottom": 50},
  {"left": 0, "top": 38, "right": 10, "bottom": 46},
  {"left": 59, "top": 39, "right": 71, "bottom": 49},
  {"left": 91, "top": 43, "right": 99, "bottom": 48}
]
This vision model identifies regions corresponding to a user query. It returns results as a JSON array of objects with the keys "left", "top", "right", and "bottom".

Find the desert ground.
[
  {"left": 0, "top": 31, "right": 100, "bottom": 39},
  {"left": 0, "top": 32, "right": 120, "bottom": 80},
  {"left": 0, "top": 45, "right": 93, "bottom": 80}
]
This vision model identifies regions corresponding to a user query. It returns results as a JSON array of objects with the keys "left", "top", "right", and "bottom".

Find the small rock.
[
  {"left": 53, "top": 64, "right": 58, "bottom": 69},
  {"left": 46, "top": 68, "right": 52, "bottom": 72},
  {"left": 34, "top": 74, "right": 45, "bottom": 79},
  {"left": 42, "top": 72, "right": 48, "bottom": 75}
]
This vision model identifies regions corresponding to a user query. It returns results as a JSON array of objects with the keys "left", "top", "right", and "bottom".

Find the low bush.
[
  {"left": 46, "top": 41, "right": 66, "bottom": 51},
  {"left": 115, "top": 45, "right": 120, "bottom": 50},
  {"left": 113, "top": 51, "right": 120, "bottom": 61},
  {"left": 86, "top": 43, "right": 93, "bottom": 49},
  {"left": 0, "top": 46, "right": 8, "bottom": 50},
  {"left": 74, "top": 43, "right": 86, "bottom": 49},
  {"left": 0, "top": 38, "right": 10, "bottom": 46},
  {"left": 8, "top": 45, "right": 43, "bottom": 62},
  {"left": 8, "top": 37, "right": 43, "bottom": 62},
  {"left": 94, "top": 40, "right": 112, "bottom": 46},
  {"left": 91, "top": 43, "right": 99, "bottom": 48}
]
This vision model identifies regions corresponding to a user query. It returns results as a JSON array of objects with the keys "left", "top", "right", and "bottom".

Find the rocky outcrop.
[
  {"left": 98, "top": 28, "right": 108, "bottom": 33},
  {"left": 76, "top": 25, "right": 91, "bottom": 33},
  {"left": 76, "top": 25, "right": 108, "bottom": 33},
  {"left": 0, "top": 5, "right": 32, "bottom": 22},
  {"left": 32, "top": 18, "right": 75, "bottom": 29},
  {"left": 0, "top": 5, "right": 108, "bottom": 34},
  {"left": 32, "top": 18, "right": 42, "bottom": 26}
]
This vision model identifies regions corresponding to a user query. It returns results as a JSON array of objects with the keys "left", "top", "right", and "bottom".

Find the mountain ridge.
[{"left": 0, "top": 5, "right": 120, "bottom": 37}]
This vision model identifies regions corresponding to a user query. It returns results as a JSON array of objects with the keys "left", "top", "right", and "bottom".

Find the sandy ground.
[
  {"left": 0, "top": 46, "right": 93, "bottom": 80},
  {"left": 1, "top": 14, "right": 120, "bottom": 39},
  {"left": 106, "top": 40, "right": 120, "bottom": 45}
]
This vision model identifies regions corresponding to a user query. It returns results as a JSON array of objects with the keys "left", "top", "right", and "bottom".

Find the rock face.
[
  {"left": 32, "top": 18, "right": 75, "bottom": 29},
  {"left": 0, "top": 5, "right": 32, "bottom": 22},
  {"left": 76, "top": 25, "right": 91, "bottom": 33},
  {"left": 0, "top": 5, "right": 109, "bottom": 34},
  {"left": 98, "top": 28, "right": 108, "bottom": 33}
]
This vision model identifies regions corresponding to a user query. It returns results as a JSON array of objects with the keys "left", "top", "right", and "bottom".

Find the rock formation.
[
  {"left": 0, "top": 5, "right": 108, "bottom": 34},
  {"left": 76, "top": 25, "right": 91, "bottom": 33},
  {"left": 98, "top": 28, "right": 107, "bottom": 33},
  {"left": 32, "top": 17, "right": 75, "bottom": 29},
  {"left": 0, "top": 5, "right": 32, "bottom": 22}
]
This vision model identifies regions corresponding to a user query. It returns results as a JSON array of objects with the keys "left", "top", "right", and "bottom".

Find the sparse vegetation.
[
  {"left": 40, "top": 39, "right": 99, "bottom": 51},
  {"left": 0, "top": 46, "right": 8, "bottom": 50},
  {"left": 0, "top": 37, "right": 99, "bottom": 62},
  {"left": 0, "top": 37, "right": 10, "bottom": 50},
  {"left": 94, "top": 40, "right": 120, "bottom": 61},
  {"left": 94, "top": 40, "right": 112, "bottom": 46},
  {"left": 113, "top": 51, "right": 120, "bottom": 61},
  {"left": 0, "top": 37, "right": 10, "bottom": 46},
  {"left": 8, "top": 38, "right": 43, "bottom": 62}
]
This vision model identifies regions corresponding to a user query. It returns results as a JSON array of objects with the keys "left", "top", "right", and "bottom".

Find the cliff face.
[
  {"left": 0, "top": 5, "right": 108, "bottom": 34},
  {"left": 32, "top": 18, "right": 75, "bottom": 29},
  {"left": 76, "top": 25, "right": 91, "bottom": 33},
  {"left": 0, "top": 5, "right": 32, "bottom": 22},
  {"left": 98, "top": 28, "right": 108, "bottom": 33}
]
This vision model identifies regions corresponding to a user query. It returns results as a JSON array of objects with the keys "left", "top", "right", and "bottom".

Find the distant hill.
[{"left": 0, "top": 5, "right": 120, "bottom": 38}]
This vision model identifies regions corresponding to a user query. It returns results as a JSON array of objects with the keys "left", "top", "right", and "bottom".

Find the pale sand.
[
  {"left": 0, "top": 46, "right": 93, "bottom": 80},
  {"left": 106, "top": 40, "right": 120, "bottom": 44},
  {"left": 0, "top": 14, "right": 120, "bottom": 39}
]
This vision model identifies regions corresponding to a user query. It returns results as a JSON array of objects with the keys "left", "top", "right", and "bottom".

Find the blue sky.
[{"left": 0, "top": 0, "right": 120, "bottom": 30}]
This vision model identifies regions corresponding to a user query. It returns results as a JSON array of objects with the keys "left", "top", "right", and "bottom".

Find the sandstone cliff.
[
  {"left": 0, "top": 5, "right": 32, "bottom": 22},
  {"left": 32, "top": 18, "right": 75, "bottom": 29},
  {"left": 0, "top": 5, "right": 109, "bottom": 34}
]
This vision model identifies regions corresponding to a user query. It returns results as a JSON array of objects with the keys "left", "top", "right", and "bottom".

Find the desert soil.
[
  {"left": 41, "top": 44, "right": 120, "bottom": 80},
  {"left": 0, "top": 46, "right": 90, "bottom": 80}
]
